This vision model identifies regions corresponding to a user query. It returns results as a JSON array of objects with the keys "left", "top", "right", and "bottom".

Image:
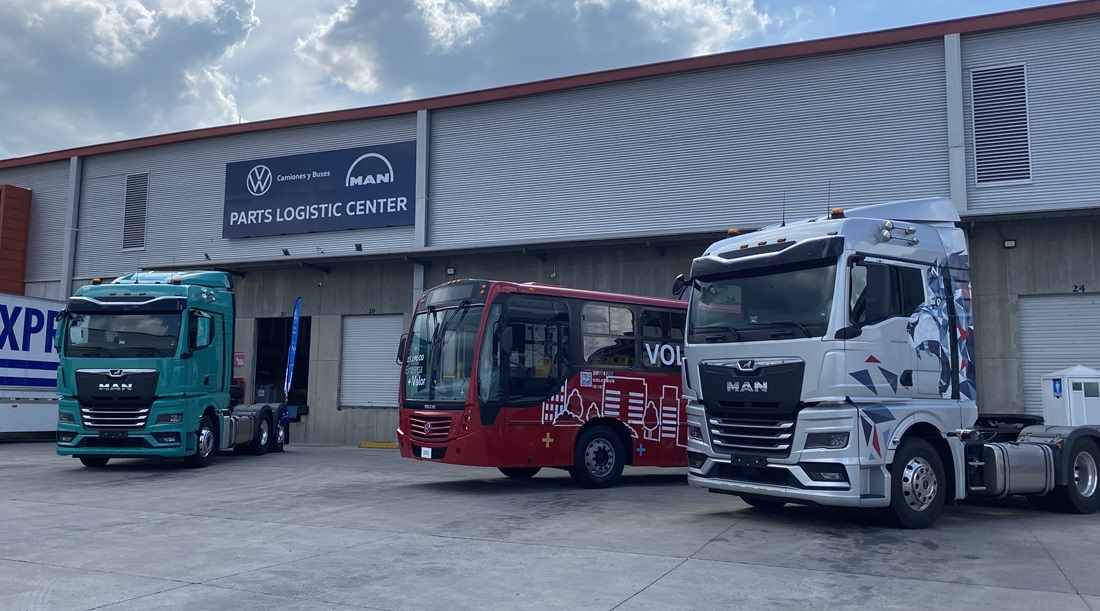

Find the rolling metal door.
[
  {"left": 1019, "top": 295, "right": 1100, "bottom": 415},
  {"left": 340, "top": 315, "right": 405, "bottom": 408}
]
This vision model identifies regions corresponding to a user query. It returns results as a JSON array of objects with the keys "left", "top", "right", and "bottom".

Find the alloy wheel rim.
[
  {"left": 1073, "top": 451, "right": 1098, "bottom": 497},
  {"left": 198, "top": 426, "right": 215, "bottom": 458},
  {"left": 900, "top": 456, "right": 937, "bottom": 512}
]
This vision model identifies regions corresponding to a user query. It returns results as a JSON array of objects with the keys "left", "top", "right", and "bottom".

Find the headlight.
[
  {"left": 58, "top": 412, "right": 75, "bottom": 424},
  {"left": 688, "top": 425, "right": 703, "bottom": 441},
  {"left": 155, "top": 413, "right": 184, "bottom": 424},
  {"left": 805, "top": 432, "right": 849, "bottom": 449}
]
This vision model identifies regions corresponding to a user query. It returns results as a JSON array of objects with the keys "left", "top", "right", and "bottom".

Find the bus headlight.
[{"left": 805, "top": 432, "right": 849, "bottom": 449}]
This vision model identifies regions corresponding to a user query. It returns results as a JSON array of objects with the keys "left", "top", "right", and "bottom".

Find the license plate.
[
  {"left": 100, "top": 430, "right": 128, "bottom": 439},
  {"left": 420, "top": 446, "right": 432, "bottom": 459},
  {"left": 728, "top": 454, "right": 767, "bottom": 468}
]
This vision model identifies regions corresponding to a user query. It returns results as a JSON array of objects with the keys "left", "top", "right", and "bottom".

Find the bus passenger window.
[
  {"left": 582, "top": 303, "right": 635, "bottom": 367},
  {"left": 504, "top": 297, "right": 570, "bottom": 404}
]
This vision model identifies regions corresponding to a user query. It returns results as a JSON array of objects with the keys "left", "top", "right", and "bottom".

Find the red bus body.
[{"left": 397, "top": 280, "right": 688, "bottom": 485}]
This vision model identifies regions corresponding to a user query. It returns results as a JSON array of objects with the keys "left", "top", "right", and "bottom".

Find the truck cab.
[
  {"left": 680, "top": 198, "right": 1100, "bottom": 527},
  {"left": 55, "top": 271, "right": 284, "bottom": 468}
]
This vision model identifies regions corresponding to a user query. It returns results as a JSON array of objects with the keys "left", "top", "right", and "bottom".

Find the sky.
[{"left": 0, "top": 0, "right": 1069, "bottom": 160}]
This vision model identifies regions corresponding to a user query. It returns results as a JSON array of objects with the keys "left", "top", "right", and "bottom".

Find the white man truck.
[{"left": 676, "top": 197, "right": 1100, "bottom": 528}]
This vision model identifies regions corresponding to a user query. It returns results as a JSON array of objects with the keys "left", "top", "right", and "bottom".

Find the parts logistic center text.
[{"left": 228, "top": 196, "right": 409, "bottom": 227}]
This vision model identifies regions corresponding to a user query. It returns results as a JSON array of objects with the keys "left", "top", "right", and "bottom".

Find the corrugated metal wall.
[
  {"left": 1018, "top": 295, "right": 1100, "bottom": 415},
  {"left": 427, "top": 41, "right": 949, "bottom": 249},
  {"left": 0, "top": 161, "right": 71, "bottom": 283},
  {"left": 962, "top": 16, "right": 1100, "bottom": 214},
  {"left": 75, "top": 116, "right": 418, "bottom": 277}
]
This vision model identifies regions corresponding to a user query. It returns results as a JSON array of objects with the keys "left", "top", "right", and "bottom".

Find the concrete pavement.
[{"left": 1, "top": 442, "right": 1098, "bottom": 610}]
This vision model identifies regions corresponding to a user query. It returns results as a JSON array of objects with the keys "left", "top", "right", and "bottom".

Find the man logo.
[
  {"left": 247, "top": 165, "right": 273, "bottom": 196},
  {"left": 346, "top": 153, "right": 395, "bottom": 187}
]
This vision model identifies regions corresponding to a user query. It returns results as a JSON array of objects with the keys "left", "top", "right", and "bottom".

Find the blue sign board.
[
  {"left": 222, "top": 141, "right": 416, "bottom": 238},
  {"left": 1053, "top": 378, "right": 1063, "bottom": 399}
]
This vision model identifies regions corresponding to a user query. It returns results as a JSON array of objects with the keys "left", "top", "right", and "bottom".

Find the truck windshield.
[
  {"left": 403, "top": 303, "right": 483, "bottom": 405},
  {"left": 63, "top": 312, "right": 182, "bottom": 357},
  {"left": 689, "top": 260, "right": 837, "bottom": 342}
]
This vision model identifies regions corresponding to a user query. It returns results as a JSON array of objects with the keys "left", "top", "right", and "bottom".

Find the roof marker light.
[
  {"left": 727, "top": 228, "right": 740, "bottom": 235},
  {"left": 830, "top": 208, "right": 845, "bottom": 219}
]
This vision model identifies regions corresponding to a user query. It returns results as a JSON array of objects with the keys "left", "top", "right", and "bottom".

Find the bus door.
[
  {"left": 497, "top": 295, "right": 572, "bottom": 464},
  {"left": 638, "top": 307, "right": 689, "bottom": 466}
]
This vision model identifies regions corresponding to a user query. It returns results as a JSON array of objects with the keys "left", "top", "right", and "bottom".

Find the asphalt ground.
[{"left": 2, "top": 442, "right": 1099, "bottom": 611}]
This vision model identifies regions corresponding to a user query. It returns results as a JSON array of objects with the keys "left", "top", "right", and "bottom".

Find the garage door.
[
  {"left": 340, "top": 315, "right": 406, "bottom": 408},
  {"left": 1019, "top": 295, "right": 1100, "bottom": 416}
]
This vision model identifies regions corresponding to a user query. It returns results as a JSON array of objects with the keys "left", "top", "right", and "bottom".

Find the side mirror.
[
  {"left": 834, "top": 326, "right": 863, "bottom": 340},
  {"left": 396, "top": 333, "right": 407, "bottom": 364},
  {"left": 672, "top": 274, "right": 687, "bottom": 297},
  {"left": 500, "top": 326, "right": 514, "bottom": 354}
]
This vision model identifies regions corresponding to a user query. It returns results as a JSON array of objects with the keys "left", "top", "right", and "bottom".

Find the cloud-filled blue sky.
[{"left": 0, "top": 0, "right": 1066, "bottom": 160}]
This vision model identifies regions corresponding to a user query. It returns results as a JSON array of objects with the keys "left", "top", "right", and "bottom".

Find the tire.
[
  {"left": 571, "top": 425, "right": 625, "bottom": 489},
  {"left": 499, "top": 467, "right": 541, "bottom": 479},
  {"left": 79, "top": 456, "right": 110, "bottom": 468},
  {"left": 1049, "top": 437, "right": 1100, "bottom": 514},
  {"left": 184, "top": 414, "right": 217, "bottom": 468},
  {"left": 268, "top": 413, "right": 286, "bottom": 453},
  {"left": 886, "top": 438, "right": 946, "bottom": 529},
  {"left": 741, "top": 495, "right": 786, "bottom": 510},
  {"left": 248, "top": 416, "right": 270, "bottom": 456}
]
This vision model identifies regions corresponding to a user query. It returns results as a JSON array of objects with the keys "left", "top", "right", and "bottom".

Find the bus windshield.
[
  {"left": 403, "top": 303, "right": 483, "bottom": 404},
  {"left": 689, "top": 260, "right": 837, "bottom": 343},
  {"left": 63, "top": 312, "right": 182, "bottom": 358}
]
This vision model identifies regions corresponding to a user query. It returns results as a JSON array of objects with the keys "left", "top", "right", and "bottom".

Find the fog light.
[
  {"left": 687, "top": 451, "right": 706, "bottom": 470},
  {"left": 58, "top": 412, "right": 75, "bottom": 423},
  {"left": 156, "top": 413, "right": 184, "bottom": 425},
  {"left": 153, "top": 432, "right": 180, "bottom": 444},
  {"left": 688, "top": 425, "right": 703, "bottom": 441},
  {"left": 805, "top": 432, "right": 849, "bottom": 449},
  {"left": 57, "top": 432, "right": 76, "bottom": 443}
]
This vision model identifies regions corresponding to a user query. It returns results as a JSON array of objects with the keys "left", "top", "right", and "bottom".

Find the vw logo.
[
  {"left": 423, "top": 421, "right": 432, "bottom": 434},
  {"left": 247, "top": 165, "right": 273, "bottom": 196}
]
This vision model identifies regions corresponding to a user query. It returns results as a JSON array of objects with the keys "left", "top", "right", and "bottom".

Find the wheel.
[
  {"left": 1049, "top": 438, "right": 1100, "bottom": 514},
  {"left": 886, "top": 438, "right": 946, "bottom": 529},
  {"left": 741, "top": 495, "right": 786, "bottom": 510},
  {"left": 571, "top": 425, "right": 625, "bottom": 489},
  {"left": 268, "top": 414, "right": 286, "bottom": 453},
  {"left": 499, "top": 467, "right": 541, "bottom": 479},
  {"left": 79, "top": 456, "right": 110, "bottom": 468},
  {"left": 184, "top": 414, "right": 217, "bottom": 468},
  {"left": 248, "top": 416, "right": 270, "bottom": 456}
]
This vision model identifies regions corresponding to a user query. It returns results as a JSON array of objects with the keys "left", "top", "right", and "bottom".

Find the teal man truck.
[{"left": 54, "top": 271, "right": 287, "bottom": 468}]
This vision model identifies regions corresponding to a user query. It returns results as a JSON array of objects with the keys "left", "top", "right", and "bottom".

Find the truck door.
[
  {"left": 186, "top": 310, "right": 221, "bottom": 396},
  {"left": 844, "top": 258, "right": 927, "bottom": 400}
]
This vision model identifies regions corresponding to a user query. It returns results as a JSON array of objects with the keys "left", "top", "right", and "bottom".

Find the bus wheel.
[
  {"left": 1050, "top": 438, "right": 1100, "bottom": 514},
  {"left": 184, "top": 414, "right": 217, "bottom": 469},
  {"left": 499, "top": 467, "right": 540, "bottom": 479},
  {"left": 571, "top": 426, "right": 625, "bottom": 489},
  {"left": 885, "top": 437, "right": 946, "bottom": 529},
  {"left": 79, "top": 456, "right": 110, "bottom": 468}
]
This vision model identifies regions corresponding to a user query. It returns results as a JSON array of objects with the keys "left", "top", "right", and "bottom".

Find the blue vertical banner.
[{"left": 284, "top": 297, "right": 302, "bottom": 404}]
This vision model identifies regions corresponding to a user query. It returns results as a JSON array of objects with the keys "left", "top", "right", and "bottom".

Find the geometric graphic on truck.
[
  {"left": 848, "top": 356, "right": 900, "bottom": 395},
  {"left": 540, "top": 371, "right": 686, "bottom": 448},
  {"left": 860, "top": 406, "right": 895, "bottom": 461},
  {"left": 907, "top": 251, "right": 976, "bottom": 400}
]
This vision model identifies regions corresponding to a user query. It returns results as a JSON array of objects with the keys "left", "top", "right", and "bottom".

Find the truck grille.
[
  {"left": 409, "top": 415, "right": 452, "bottom": 443},
  {"left": 707, "top": 416, "right": 794, "bottom": 456},
  {"left": 81, "top": 406, "right": 150, "bottom": 430}
]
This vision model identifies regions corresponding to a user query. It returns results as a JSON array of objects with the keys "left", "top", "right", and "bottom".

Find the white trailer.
[{"left": 0, "top": 294, "right": 63, "bottom": 437}]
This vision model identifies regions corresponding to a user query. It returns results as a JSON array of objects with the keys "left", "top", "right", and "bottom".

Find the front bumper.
[
  {"left": 55, "top": 397, "right": 193, "bottom": 458},
  {"left": 686, "top": 402, "right": 890, "bottom": 508}
]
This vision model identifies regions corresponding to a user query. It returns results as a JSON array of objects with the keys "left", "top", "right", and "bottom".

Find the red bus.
[{"left": 397, "top": 279, "right": 689, "bottom": 488}]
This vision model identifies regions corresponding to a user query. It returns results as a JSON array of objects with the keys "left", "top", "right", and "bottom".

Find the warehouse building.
[{"left": 1, "top": 1, "right": 1099, "bottom": 444}]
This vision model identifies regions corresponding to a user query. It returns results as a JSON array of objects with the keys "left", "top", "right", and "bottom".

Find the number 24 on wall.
[{"left": 1073, "top": 285, "right": 1087, "bottom": 293}]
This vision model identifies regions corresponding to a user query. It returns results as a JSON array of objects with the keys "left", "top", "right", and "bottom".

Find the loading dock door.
[
  {"left": 1019, "top": 295, "right": 1100, "bottom": 416},
  {"left": 340, "top": 315, "right": 405, "bottom": 408}
]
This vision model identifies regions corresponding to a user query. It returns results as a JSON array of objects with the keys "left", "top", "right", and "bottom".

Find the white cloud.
[{"left": 296, "top": 0, "right": 382, "bottom": 93}]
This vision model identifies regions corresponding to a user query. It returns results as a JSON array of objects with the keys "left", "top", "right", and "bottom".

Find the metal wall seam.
[{"left": 944, "top": 34, "right": 968, "bottom": 213}]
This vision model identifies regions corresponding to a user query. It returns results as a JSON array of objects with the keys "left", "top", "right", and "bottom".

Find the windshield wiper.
[
  {"left": 761, "top": 320, "right": 812, "bottom": 338},
  {"left": 691, "top": 323, "right": 741, "bottom": 341}
]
